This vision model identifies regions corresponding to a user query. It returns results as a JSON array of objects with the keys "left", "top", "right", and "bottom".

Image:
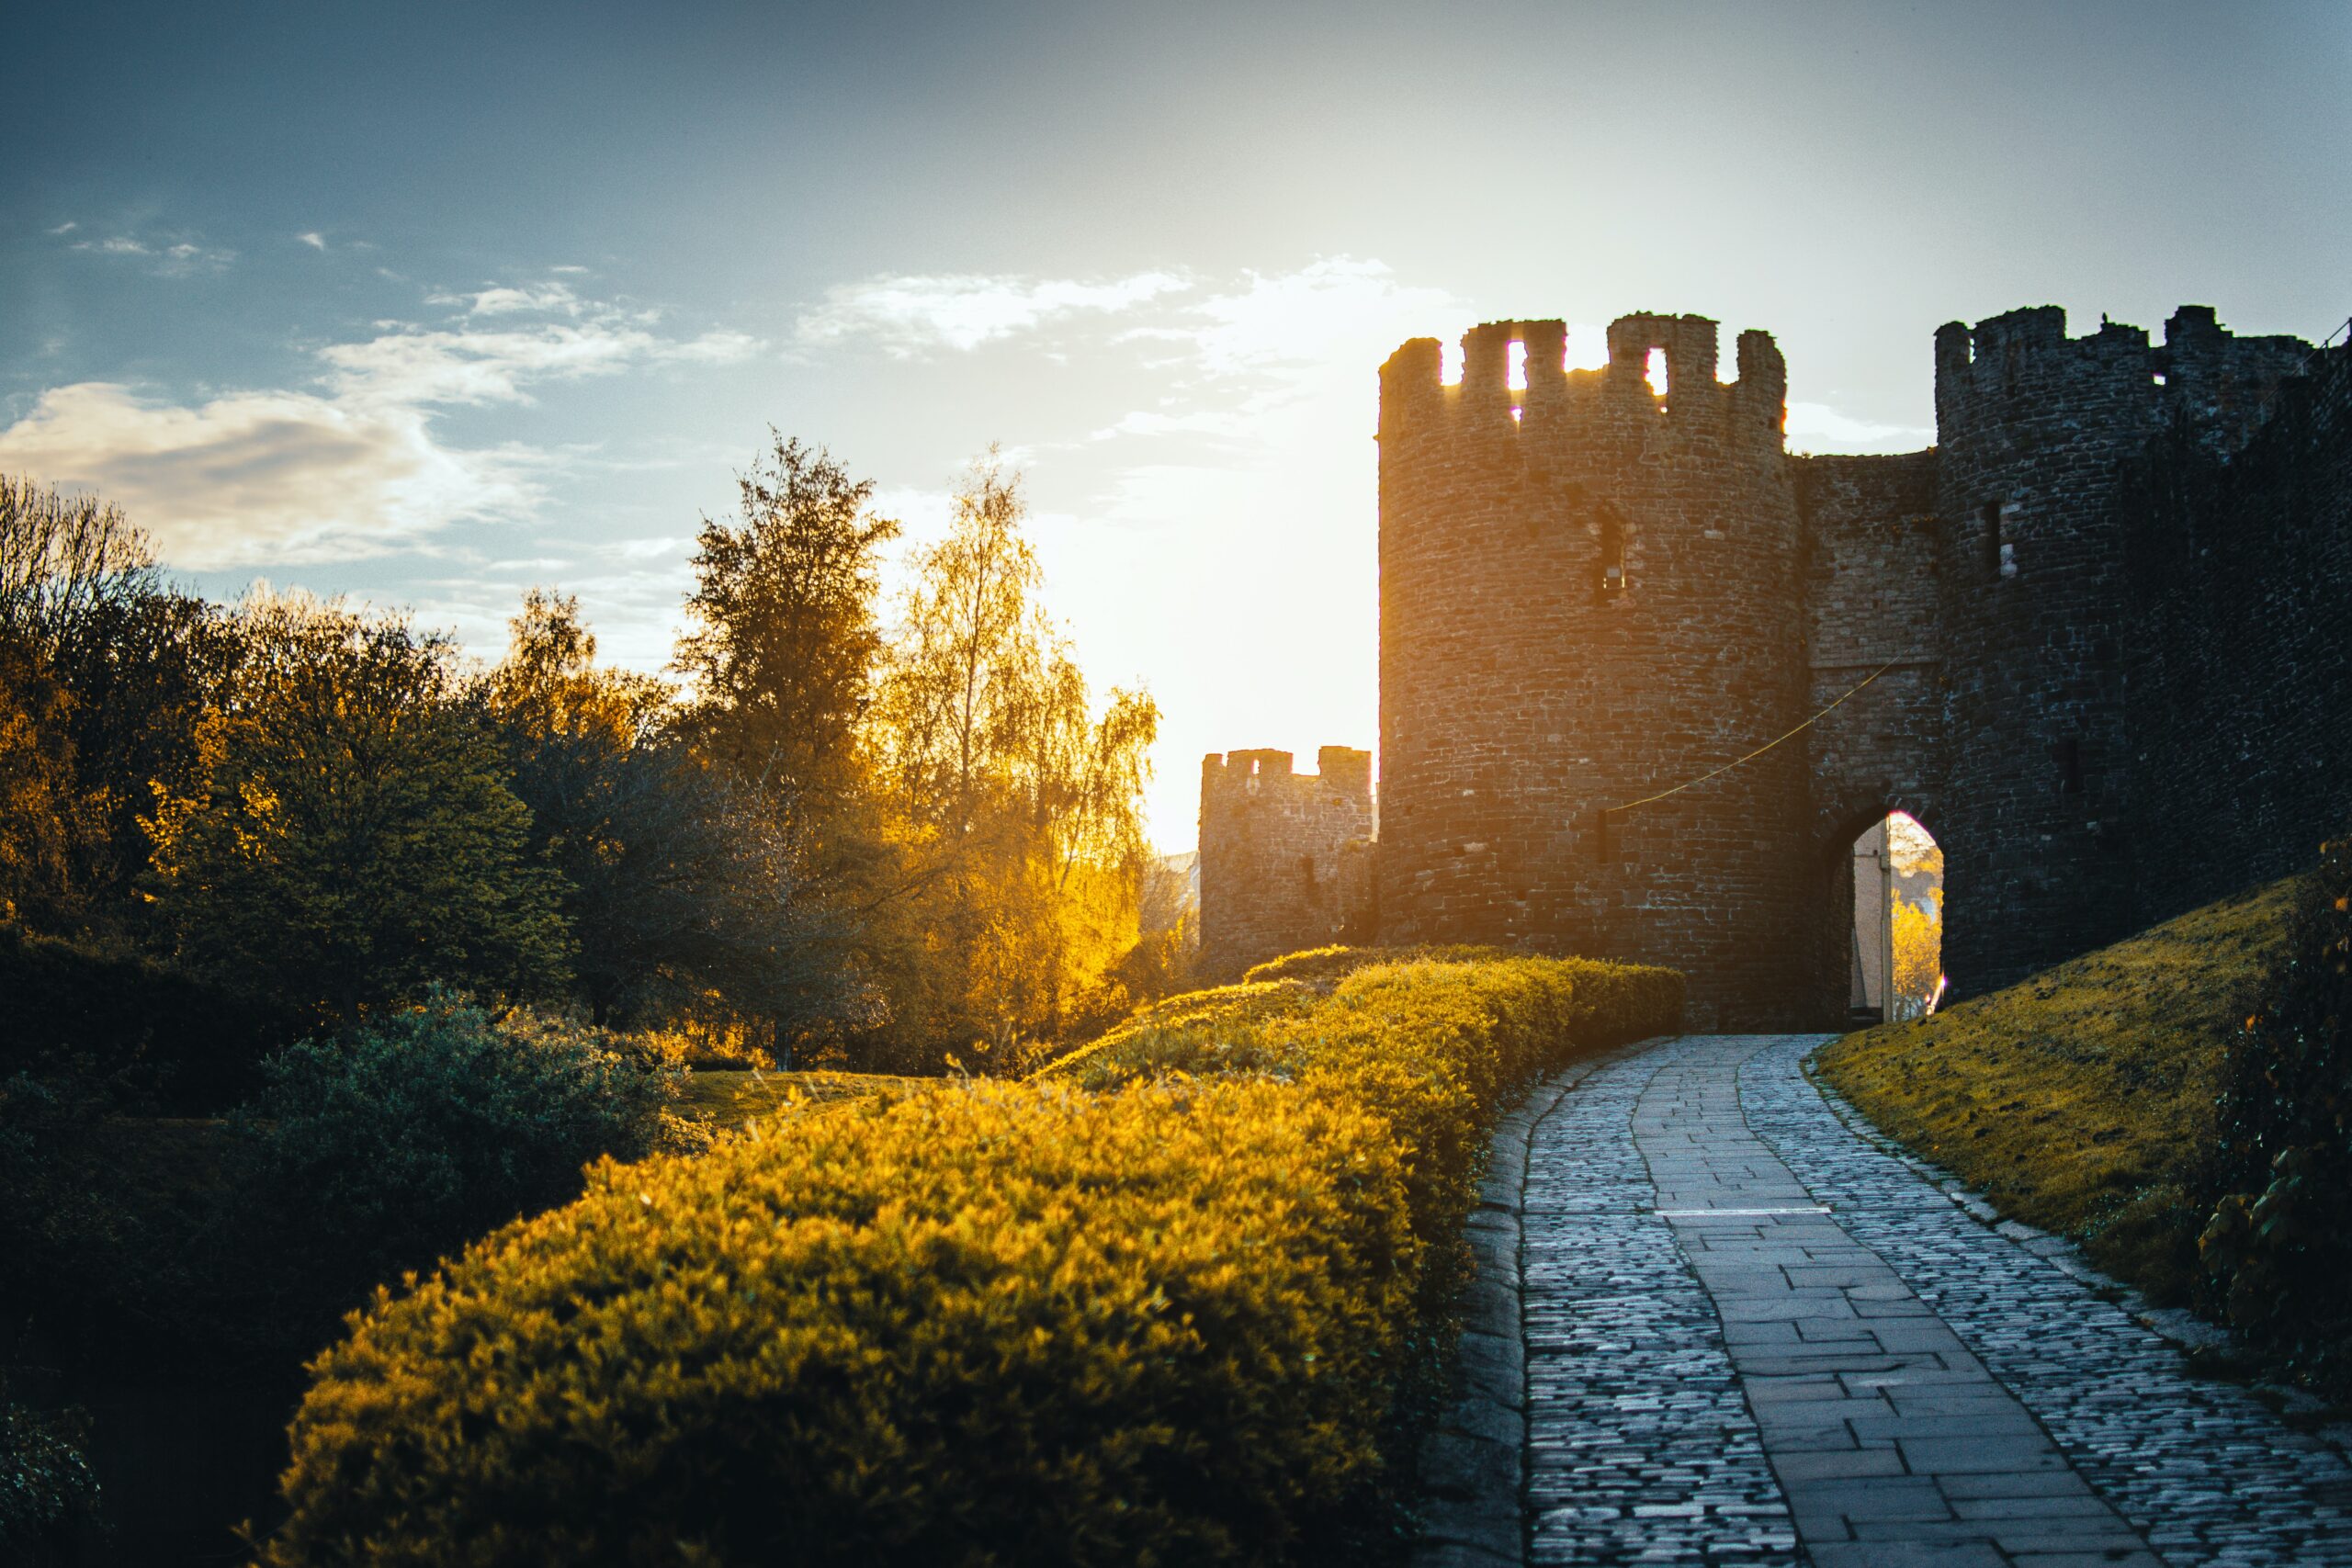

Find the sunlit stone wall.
[
  {"left": 1196, "top": 747, "right": 1375, "bottom": 980},
  {"left": 1374, "top": 314, "right": 1809, "bottom": 1032}
]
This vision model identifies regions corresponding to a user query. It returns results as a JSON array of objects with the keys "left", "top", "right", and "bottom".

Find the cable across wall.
[{"left": 1602, "top": 658, "right": 1901, "bottom": 818}]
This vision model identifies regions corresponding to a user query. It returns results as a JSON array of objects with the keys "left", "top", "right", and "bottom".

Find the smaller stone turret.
[{"left": 1197, "top": 746, "right": 1375, "bottom": 980}]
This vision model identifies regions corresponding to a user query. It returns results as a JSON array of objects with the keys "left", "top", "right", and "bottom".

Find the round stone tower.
[{"left": 1376, "top": 312, "right": 1812, "bottom": 1030}]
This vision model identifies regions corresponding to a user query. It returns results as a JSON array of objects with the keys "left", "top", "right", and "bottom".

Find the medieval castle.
[{"left": 1200, "top": 304, "right": 2352, "bottom": 1029}]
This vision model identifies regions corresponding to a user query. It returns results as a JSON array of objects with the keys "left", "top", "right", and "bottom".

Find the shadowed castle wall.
[
  {"left": 1792, "top": 450, "right": 1945, "bottom": 1021},
  {"left": 1931, "top": 306, "right": 2310, "bottom": 996},
  {"left": 2123, "top": 336, "right": 2352, "bottom": 921}
]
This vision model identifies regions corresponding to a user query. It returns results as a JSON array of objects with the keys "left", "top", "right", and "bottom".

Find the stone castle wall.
[
  {"left": 1196, "top": 747, "right": 1374, "bottom": 980},
  {"left": 2124, "top": 337, "right": 2352, "bottom": 921},
  {"left": 1929, "top": 306, "right": 2309, "bottom": 995},
  {"left": 1791, "top": 451, "right": 1944, "bottom": 1020},
  {"left": 1198, "top": 302, "right": 2348, "bottom": 1025}
]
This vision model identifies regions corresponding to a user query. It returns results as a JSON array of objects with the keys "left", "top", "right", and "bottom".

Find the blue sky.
[{"left": 7, "top": 1, "right": 2348, "bottom": 846}]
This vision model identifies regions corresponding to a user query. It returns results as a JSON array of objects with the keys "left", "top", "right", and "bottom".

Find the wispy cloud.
[
  {"left": 430, "top": 280, "right": 584, "bottom": 317},
  {"left": 0, "top": 284, "right": 763, "bottom": 567},
  {"left": 795, "top": 270, "right": 1190, "bottom": 355},
  {"left": 297, "top": 231, "right": 327, "bottom": 251},
  {"left": 47, "top": 221, "right": 77, "bottom": 236},
  {"left": 68, "top": 228, "right": 236, "bottom": 276},
  {"left": 1065, "top": 258, "right": 1464, "bottom": 460}
]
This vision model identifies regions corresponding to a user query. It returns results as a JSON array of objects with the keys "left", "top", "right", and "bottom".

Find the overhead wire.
[{"left": 1603, "top": 658, "right": 1900, "bottom": 816}]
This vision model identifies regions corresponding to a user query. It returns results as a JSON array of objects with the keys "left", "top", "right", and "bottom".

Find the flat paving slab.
[{"left": 1514, "top": 1033, "right": 2352, "bottom": 1567}]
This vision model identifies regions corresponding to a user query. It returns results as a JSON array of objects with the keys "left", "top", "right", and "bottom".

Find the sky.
[{"left": 7, "top": 1, "right": 2349, "bottom": 848}]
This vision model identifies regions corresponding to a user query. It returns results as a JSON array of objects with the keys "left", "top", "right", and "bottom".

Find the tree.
[
  {"left": 868, "top": 452, "right": 1159, "bottom": 1056},
  {"left": 0, "top": 478, "right": 232, "bottom": 931},
  {"left": 1891, "top": 897, "right": 1942, "bottom": 1020},
  {"left": 144, "top": 592, "right": 570, "bottom": 1021},
  {"left": 675, "top": 434, "right": 899, "bottom": 815},
  {"left": 485, "top": 591, "right": 868, "bottom": 1039}
]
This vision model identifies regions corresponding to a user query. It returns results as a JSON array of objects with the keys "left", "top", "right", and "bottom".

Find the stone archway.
[{"left": 1815, "top": 805, "right": 1944, "bottom": 1028}]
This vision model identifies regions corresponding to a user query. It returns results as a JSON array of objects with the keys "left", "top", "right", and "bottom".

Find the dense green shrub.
[
  {"left": 229, "top": 993, "right": 687, "bottom": 1303},
  {"left": 0, "top": 1393, "right": 100, "bottom": 1565},
  {"left": 0, "top": 924, "right": 301, "bottom": 1111},
  {"left": 260, "top": 953, "right": 1680, "bottom": 1566},
  {"left": 2199, "top": 836, "right": 2352, "bottom": 1396}
]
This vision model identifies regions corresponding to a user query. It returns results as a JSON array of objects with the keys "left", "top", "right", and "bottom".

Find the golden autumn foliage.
[{"left": 262, "top": 953, "right": 1682, "bottom": 1566}]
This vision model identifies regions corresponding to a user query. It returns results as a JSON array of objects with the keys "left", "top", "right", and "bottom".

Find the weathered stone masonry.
[
  {"left": 1202, "top": 305, "right": 2350, "bottom": 1023},
  {"left": 1196, "top": 748, "right": 1374, "bottom": 980}
]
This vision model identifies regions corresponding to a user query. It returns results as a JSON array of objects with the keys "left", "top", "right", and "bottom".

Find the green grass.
[{"left": 1813, "top": 874, "right": 2302, "bottom": 1305}]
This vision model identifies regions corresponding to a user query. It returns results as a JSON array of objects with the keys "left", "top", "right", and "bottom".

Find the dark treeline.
[{"left": 1, "top": 438, "right": 1186, "bottom": 1091}]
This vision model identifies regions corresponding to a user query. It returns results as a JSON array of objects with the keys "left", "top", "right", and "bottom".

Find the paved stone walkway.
[{"left": 1502, "top": 1034, "right": 2352, "bottom": 1567}]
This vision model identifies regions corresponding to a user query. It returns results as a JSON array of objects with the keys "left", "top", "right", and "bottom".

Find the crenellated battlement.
[
  {"left": 1934, "top": 304, "right": 2309, "bottom": 460},
  {"left": 1380, "top": 312, "right": 1787, "bottom": 451},
  {"left": 1197, "top": 746, "right": 1375, "bottom": 978},
  {"left": 1200, "top": 747, "right": 1374, "bottom": 808}
]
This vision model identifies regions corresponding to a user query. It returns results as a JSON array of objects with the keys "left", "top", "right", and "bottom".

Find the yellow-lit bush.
[
  {"left": 263, "top": 953, "right": 1681, "bottom": 1566},
  {"left": 1038, "top": 977, "right": 1320, "bottom": 1088},
  {"left": 1241, "top": 943, "right": 1510, "bottom": 989}
]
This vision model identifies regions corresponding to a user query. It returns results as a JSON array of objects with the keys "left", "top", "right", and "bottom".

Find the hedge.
[
  {"left": 259, "top": 953, "right": 1681, "bottom": 1566},
  {"left": 2199, "top": 835, "right": 2352, "bottom": 1397}
]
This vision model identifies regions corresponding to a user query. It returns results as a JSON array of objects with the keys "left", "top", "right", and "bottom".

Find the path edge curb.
[
  {"left": 1797, "top": 1042, "right": 2352, "bottom": 1459},
  {"left": 1407, "top": 1037, "right": 1657, "bottom": 1568}
]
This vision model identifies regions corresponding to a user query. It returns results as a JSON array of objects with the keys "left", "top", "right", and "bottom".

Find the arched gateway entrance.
[{"left": 1843, "top": 811, "right": 1943, "bottom": 1026}]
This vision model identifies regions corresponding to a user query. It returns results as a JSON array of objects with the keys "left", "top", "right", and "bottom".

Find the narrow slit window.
[
  {"left": 1506, "top": 340, "right": 1528, "bottom": 391},
  {"left": 1598, "top": 513, "right": 1627, "bottom": 597},
  {"left": 1644, "top": 346, "right": 1668, "bottom": 403},
  {"left": 1982, "top": 501, "right": 2004, "bottom": 579},
  {"left": 2059, "top": 739, "right": 2085, "bottom": 795}
]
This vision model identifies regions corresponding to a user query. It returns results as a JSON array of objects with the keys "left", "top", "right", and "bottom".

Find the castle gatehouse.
[{"left": 1203, "top": 305, "right": 2352, "bottom": 1027}]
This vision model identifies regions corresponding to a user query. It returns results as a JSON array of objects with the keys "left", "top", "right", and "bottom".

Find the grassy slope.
[{"left": 1813, "top": 874, "right": 2301, "bottom": 1305}]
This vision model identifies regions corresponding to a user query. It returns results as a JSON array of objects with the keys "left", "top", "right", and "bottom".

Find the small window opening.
[
  {"left": 2153, "top": 371, "right": 2168, "bottom": 387},
  {"left": 2004, "top": 339, "right": 2022, "bottom": 395},
  {"left": 1440, "top": 340, "right": 1465, "bottom": 386},
  {"left": 1644, "top": 346, "right": 1669, "bottom": 403},
  {"left": 1592, "top": 807, "right": 1615, "bottom": 863},
  {"left": 1298, "top": 852, "right": 1317, "bottom": 884},
  {"left": 1510, "top": 407, "right": 1523, "bottom": 425},
  {"left": 1981, "top": 501, "right": 2004, "bottom": 579},
  {"left": 1598, "top": 513, "right": 1627, "bottom": 597},
  {"left": 1506, "top": 340, "right": 1528, "bottom": 391},
  {"left": 2058, "top": 739, "right": 2084, "bottom": 795}
]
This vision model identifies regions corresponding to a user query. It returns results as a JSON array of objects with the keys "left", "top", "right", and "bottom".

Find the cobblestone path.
[{"left": 1509, "top": 1034, "right": 2352, "bottom": 1568}]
